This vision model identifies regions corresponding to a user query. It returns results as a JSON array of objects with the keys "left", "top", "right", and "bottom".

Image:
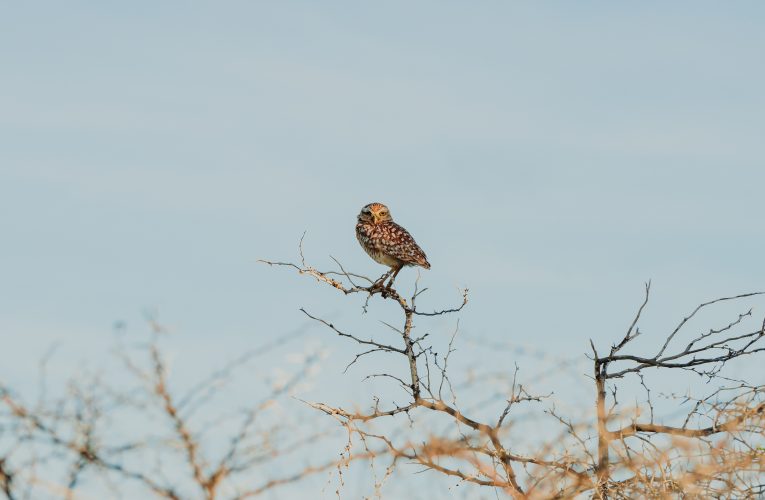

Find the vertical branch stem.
[
  {"left": 595, "top": 358, "right": 609, "bottom": 498},
  {"left": 403, "top": 308, "right": 421, "bottom": 401}
]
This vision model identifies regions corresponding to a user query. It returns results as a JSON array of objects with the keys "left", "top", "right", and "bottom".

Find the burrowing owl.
[{"left": 356, "top": 202, "right": 430, "bottom": 288}]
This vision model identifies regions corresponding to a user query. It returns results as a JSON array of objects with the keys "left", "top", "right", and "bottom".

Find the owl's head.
[{"left": 358, "top": 202, "right": 392, "bottom": 224}]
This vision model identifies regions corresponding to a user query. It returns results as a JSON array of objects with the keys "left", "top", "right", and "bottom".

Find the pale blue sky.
[{"left": 1, "top": 2, "right": 764, "bottom": 497}]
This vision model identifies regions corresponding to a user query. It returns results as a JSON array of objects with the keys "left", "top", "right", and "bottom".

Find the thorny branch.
[{"left": 263, "top": 247, "right": 582, "bottom": 498}]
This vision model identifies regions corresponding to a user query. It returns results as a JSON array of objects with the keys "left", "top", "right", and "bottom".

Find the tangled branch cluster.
[{"left": 0, "top": 326, "right": 343, "bottom": 499}]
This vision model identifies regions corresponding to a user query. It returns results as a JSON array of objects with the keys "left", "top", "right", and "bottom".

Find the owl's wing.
[{"left": 379, "top": 222, "right": 430, "bottom": 269}]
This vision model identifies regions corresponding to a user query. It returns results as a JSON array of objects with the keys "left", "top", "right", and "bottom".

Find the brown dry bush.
[
  {"left": 0, "top": 320, "right": 348, "bottom": 499},
  {"left": 2, "top": 243, "right": 763, "bottom": 499}
]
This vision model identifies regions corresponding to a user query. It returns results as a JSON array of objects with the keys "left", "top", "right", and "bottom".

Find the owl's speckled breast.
[
  {"left": 356, "top": 217, "right": 429, "bottom": 270},
  {"left": 356, "top": 223, "right": 403, "bottom": 267}
]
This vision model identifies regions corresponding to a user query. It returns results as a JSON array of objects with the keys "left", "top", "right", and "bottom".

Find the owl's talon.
[{"left": 370, "top": 277, "right": 388, "bottom": 291}]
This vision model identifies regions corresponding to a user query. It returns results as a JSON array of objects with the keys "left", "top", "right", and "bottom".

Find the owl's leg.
[{"left": 385, "top": 264, "right": 404, "bottom": 290}]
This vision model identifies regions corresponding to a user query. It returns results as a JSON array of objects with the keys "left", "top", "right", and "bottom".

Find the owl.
[{"left": 356, "top": 202, "right": 430, "bottom": 288}]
